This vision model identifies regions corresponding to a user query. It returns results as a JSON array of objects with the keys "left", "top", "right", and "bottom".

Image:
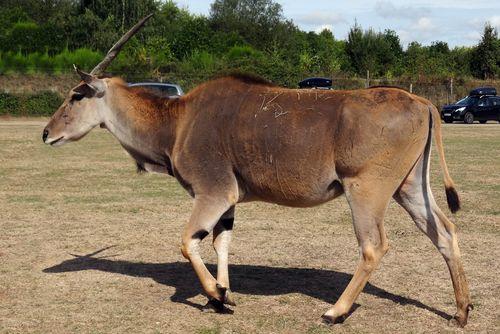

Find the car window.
[
  {"left": 160, "top": 86, "right": 179, "bottom": 96},
  {"left": 143, "top": 86, "right": 166, "bottom": 97},
  {"left": 139, "top": 85, "right": 179, "bottom": 97},
  {"left": 477, "top": 98, "right": 490, "bottom": 107},
  {"left": 491, "top": 97, "right": 500, "bottom": 106},
  {"left": 456, "top": 96, "right": 478, "bottom": 106}
]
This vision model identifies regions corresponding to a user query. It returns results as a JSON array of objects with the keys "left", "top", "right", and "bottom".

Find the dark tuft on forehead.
[{"left": 72, "top": 83, "right": 96, "bottom": 98}]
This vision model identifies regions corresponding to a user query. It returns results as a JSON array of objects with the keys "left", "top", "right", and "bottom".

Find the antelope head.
[{"left": 43, "top": 14, "right": 153, "bottom": 146}]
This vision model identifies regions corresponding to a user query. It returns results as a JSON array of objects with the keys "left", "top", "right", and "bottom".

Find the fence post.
[
  {"left": 365, "top": 70, "right": 370, "bottom": 88},
  {"left": 450, "top": 78, "right": 454, "bottom": 103},
  {"left": 409, "top": 83, "right": 413, "bottom": 93}
]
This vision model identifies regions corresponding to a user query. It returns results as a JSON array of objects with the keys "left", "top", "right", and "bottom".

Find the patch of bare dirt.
[{"left": 0, "top": 120, "right": 499, "bottom": 333}]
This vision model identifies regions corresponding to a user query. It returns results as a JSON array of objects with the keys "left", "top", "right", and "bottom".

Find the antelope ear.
[
  {"left": 73, "top": 64, "right": 106, "bottom": 95},
  {"left": 74, "top": 64, "right": 93, "bottom": 83}
]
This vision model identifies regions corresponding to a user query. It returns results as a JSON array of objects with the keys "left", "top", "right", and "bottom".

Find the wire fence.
[
  {"left": 1, "top": 71, "right": 499, "bottom": 109},
  {"left": 331, "top": 76, "right": 500, "bottom": 108}
]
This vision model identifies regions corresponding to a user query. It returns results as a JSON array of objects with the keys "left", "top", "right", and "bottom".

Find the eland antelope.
[{"left": 43, "top": 15, "right": 472, "bottom": 326}]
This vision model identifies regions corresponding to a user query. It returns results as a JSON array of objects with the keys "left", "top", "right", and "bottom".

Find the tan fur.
[{"left": 43, "top": 74, "right": 471, "bottom": 326}]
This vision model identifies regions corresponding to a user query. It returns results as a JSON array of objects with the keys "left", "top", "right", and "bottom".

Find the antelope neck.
[{"left": 101, "top": 84, "right": 180, "bottom": 170}]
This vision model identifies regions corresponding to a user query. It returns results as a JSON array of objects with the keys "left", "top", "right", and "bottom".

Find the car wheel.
[
  {"left": 464, "top": 112, "right": 474, "bottom": 124},
  {"left": 479, "top": 120, "right": 487, "bottom": 124}
]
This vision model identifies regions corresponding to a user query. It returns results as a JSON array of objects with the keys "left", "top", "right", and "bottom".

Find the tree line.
[{"left": 0, "top": 0, "right": 499, "bottom": 88}]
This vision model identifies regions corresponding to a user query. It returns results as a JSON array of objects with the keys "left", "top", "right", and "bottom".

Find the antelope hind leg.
[
  {"left": 394, "top": 154, "right": 472, "bottom": 327},
  {"left": 322, "top": 180, "right": 391, "bottom": 324}
]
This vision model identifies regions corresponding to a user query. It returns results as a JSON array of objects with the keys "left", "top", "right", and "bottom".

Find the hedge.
[
  {"left": 0, "top": 48, "right": 103, "bottom": 74},
  {"left": 0, "top": 91, "right": 62, "bottom": 116}
]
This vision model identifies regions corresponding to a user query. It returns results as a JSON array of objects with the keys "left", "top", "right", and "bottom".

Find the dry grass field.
[{"left": 0, "top": 118, "right": 499, "bottom": 334}]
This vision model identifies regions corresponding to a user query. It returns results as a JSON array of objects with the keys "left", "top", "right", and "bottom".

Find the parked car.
[
  {"left": 128, "top": 82, "right": 184, "bottom": 98},
  {"left": 441, "top": 87, "right": 500, "bottom": 124},
  {"left": 298, "top": 77, "right": 333, "bottom": 89}
]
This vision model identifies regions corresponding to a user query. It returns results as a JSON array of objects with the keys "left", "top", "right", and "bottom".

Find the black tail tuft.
[{"left": 445, "top": 186, "right": 461, "bottom": 213}]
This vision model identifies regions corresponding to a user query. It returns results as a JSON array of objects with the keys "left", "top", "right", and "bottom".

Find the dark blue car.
[
  {"left": 298, "top": 77, "right": 333, "bottom": 89},
  {"left": 441, "top": 87, "right": 500, "bottom": 124}
]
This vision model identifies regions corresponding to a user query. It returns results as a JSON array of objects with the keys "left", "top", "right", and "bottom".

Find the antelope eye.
[{"left": 72, "top": 94, "right": 84, "bottom": 101}]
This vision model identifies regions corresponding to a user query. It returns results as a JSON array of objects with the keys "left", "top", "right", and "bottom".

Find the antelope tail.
[{"left": 429, "top": 105, "right": 461, "bottom": 213}]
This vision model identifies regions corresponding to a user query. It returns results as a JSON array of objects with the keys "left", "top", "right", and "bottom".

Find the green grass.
[{"left": 196, "top": 327, "right": 221, "bottom": 334}]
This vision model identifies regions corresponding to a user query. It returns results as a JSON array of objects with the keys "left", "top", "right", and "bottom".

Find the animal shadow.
[{"left": 43, "top": 246, "right": 451, "bottom": 320}]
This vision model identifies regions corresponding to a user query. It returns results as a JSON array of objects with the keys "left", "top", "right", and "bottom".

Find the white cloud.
[
  {"left": 414, "top": 17, "right": 435, "bottom": 32},
  {"left": 467, "top": 16, "right": 500, "bottom": 35},
  {"left": 468, "top": 18, "right": 486, "bottom": 29},
  {"left": 295, "top": 12, "right": 346, "bottom": 26},
  {"left": 413, "top": 0, "right": 495, "bottom": 10},
  {"left": 374, "top": 1, "right": 439, "bottom": 45},
  {"left": 396, "top": 29, "right": 411, "bottom": 45},
  {"left": 314, "top": 24, "right": 333, "bottom": 34},
  {"left": 375, "top": 0, "right": 427, "bottom": 19},
  {"left": 488, "top": 15, "right": 500, "bottom": 28},
  {"left": 465, "top": 32, "right": 481, "bottom": 43},
  {"left": 168, "top": 0, "right": 500, "bottom": 47}
]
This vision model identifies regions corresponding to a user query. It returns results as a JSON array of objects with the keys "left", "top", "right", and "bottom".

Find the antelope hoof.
[
  {"left": 449, "top": 304, "right": 473, "bottom": 328},
  {"left": 201, "top": 298, "right": 233, "bottom": 314},
  {"left": 202, "top": 298, "right": 224, "bottom": 313},
  {"left": 448, "top": 316, "right": 467, "bottom": 328},
  {"left": 216, "top": 283, "right": 236, "bottom": 306},
  {"left": 321, "top": 313, "right": 347, "bottom": 325}
]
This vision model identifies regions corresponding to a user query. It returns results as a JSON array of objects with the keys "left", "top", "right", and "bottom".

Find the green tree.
[
  {"left": 78, "top": 0, "right": 157, "bottom": 32},
  {"left": 209, "top": 0, "right": 286, "bottom": 49},
  {"left": 429, "top": 41, "right": 450, "bottom": 56},
  {"left": 170, "top": 16, "right": 213, "bottom": 59},
  {"left": 5, "top": 22, "right": 42, "bottom": 53},
  {"left": 404, "top": 41, "right": 426, "bottom": 79},
  {"left": 345, "top": 24, "right": 402, "bottom": 77},
  {"left": 449, "top": 46, "right": 473, "bottom": 77},
  {"left": 404, "top": 41, "right": 457, "bottom": 79},
  {"left": 470, "top": 23, "right": 500, "bottom": 79},
  {"left": 345, "top": 23, "right": 365, "bottom": 75},
  {"left": 379, "top": 29, "right": 403, "bottom": 76}
]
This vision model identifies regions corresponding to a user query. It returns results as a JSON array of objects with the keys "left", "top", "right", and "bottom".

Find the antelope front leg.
[
  {"left": 180, "top": 196, "right": 234, "bottom": 312},
  {"left": 212, "top": 206, "right": 236, "bottom": 306}
]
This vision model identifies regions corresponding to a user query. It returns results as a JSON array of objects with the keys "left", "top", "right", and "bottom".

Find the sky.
[{"left": 175, "top": 0, "right": 500, "bottom": 48}]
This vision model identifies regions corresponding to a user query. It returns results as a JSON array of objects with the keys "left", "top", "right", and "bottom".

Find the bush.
[
  {"left": 185, "top": 50, "right": 218, "bottom": 72},
  {"left": 226, "top": 45, "right": 263, "bottom": 62},
  {"left": 0, "top": 93, "right": 21, "bottom": 115},
  {"left": 54, "top": 48, "right": 102, "bottom": 74},
  {"left": 2, "top": 51, "right": 30, "bottom": 73},
  {"left": 0, "top": 48, "right": 103, "bottom": 74},
  {"left": 0, "top": 91, "right": 62, "bottom": 116},
  {"left": 24, "top": 91, "right": 62, "bottom": 116},
  {"left": 223, "top": 45, "right": 268, "bottom": 77},
  {"left": 25, "top": 52, "right": 41, "bottom": 73},
  {"left": 70, "top": 48, "right": 103, "bottom": 71},
  {"left": 35, "top": 52, "right": 54, "bottom": 73},
  {"left": 5, "top": 22, "right": 42, "bottom": 53}
]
